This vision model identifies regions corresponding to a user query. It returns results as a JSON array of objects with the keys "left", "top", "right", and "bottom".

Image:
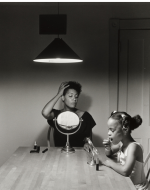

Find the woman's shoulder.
[
  {"left": 47, "top": 109, "right": 61, "bottom": 120},
  {"left": 80, "top": 110, "right": 93, "bottom": 118},
  {"left": 75, "top": 109, "right": 85, "bottom": 118},
  {"left": 75, "top": 109, "right": 93, "bottom": 118},
  {"left": 53, "top": 109, "right": 61, "bottom": 113},
  {"left": 77, "top": 110, "right": 96, "bottom": 122}
]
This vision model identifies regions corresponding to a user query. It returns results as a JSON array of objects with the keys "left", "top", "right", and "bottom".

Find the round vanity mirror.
[
  {"left": 54, "top": 111, "right": 82, "bottom": 153},
  {"left": 57, "top": 111, "right": 79, "bottom": 131}
]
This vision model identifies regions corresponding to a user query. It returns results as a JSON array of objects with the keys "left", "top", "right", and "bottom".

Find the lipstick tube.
[
  {"left": 96, "top": 158, "right": 99, "bottom": 171},
  {"left": 34, "top": 141, "right": 37, "bottom": 149}
]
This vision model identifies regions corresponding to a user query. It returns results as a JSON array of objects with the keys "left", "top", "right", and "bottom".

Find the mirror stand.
[
  {"left": 61, "top": 134, "right": 75, "bottom": 153},
  {"left": 54, "top": 112, "right": 83, "bottom": 154}
]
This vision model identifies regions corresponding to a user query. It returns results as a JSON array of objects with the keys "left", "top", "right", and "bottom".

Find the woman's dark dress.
[{"left": 47, "top": 109, "right": 96, "bottom": 147}]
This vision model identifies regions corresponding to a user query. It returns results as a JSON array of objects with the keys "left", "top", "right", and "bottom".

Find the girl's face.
[
  {"left": 107, "top": 118, "right": 124, "bottom": 145},
  {"left": 62, "top": 89, "right": 79, "bottom": 109}
]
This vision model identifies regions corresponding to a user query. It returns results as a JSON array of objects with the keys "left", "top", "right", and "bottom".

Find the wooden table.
[{"left": 0, "top": 147, "right": 136, "bottom": 190}]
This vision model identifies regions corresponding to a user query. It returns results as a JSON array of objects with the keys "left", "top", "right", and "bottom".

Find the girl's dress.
[{"left": 117, "top": 142, "right": 150, "bottom": 190}]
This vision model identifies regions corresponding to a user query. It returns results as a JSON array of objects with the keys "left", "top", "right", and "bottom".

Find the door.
[{"left": 119, "top": 30, "right": 150, "bottom": 161}]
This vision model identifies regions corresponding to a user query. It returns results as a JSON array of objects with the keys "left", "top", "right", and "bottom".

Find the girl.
[
  {"left": 42, "top": 81, "right": 96, "bottom": 147},
  {"left": 102, "top": 111, "right": 149, "bottom": 190}
]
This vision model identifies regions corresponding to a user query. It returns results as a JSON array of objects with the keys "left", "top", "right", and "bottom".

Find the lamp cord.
[
  {"left": 58, "top": 2, "right": 59, "bottom": 15},
  {"left": 58, "top": 2, "right": 59, "bottom": 38}
]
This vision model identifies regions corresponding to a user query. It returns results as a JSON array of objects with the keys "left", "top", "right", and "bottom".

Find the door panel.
[{"left": 119, "top": 30, "right": 150, "bottom": 161}]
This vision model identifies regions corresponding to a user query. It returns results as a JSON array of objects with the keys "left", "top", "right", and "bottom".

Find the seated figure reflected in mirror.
[{"left": 42, "top": 81, "right": 96, "bottom": 147}]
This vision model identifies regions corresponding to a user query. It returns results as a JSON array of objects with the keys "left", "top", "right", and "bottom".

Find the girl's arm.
[
  {"left": 102, "top": 143, "right": 139, "bottom": 176},
  {"left": 42, "top": 82, "right": 69, "bottom": 120},
  {"left": 103, "top": 139, "right": 121, "bottom": 157}
]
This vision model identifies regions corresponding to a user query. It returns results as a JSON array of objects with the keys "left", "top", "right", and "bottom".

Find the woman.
[{"left": 42, "top": 81, "right": 96, "bottom": 147}]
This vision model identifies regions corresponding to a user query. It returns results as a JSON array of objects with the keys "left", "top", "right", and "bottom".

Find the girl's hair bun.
[{"left": 130, "top": 115, "right": 142, "bottom": 130}]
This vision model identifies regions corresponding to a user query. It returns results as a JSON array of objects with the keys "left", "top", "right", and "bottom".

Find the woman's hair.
[
  {"left": 63, "top": 81, "right": 82, "bottom": 96},
  {"left": 109, "top": 111, "right": 142, "bottom": 132}
]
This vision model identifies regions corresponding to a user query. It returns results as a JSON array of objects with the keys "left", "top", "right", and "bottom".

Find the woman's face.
[
  {"left": 107, "top": 118, "right": 123, "bottom": 145},
  {"left": 62, "top": 89, "right": 79, "bottom": 109}
]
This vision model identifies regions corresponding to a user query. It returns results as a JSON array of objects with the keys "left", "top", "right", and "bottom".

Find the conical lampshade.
[{"left": 33, "top": 38, "right": 83, "bottom": 63}]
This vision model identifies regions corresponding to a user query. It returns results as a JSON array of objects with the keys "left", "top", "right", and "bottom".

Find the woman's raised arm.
[{"left": 41, "top": 82, "right": 69, "bottom": 119}]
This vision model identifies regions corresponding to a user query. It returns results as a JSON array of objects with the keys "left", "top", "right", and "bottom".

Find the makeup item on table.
[
  {"left": 30, "top": 146, "right": 40, "bottom": 153},
  {"left": 42, "top": 148, "right": 48, "bottom": 153},
  {"left": 36, "top": 146, "right": 40, "bottom": 153},
  {"left": 30, "top": 141, "right": 40, "bottom": 153},
  {"left": 34, "top": 141, "right": 37, "bottom": 149},
  {"left": 30, "top": 150, "right": 38, "bottom": 153},
  {"left": 96, "top": 158, "right": 99, "bottom": 171}
]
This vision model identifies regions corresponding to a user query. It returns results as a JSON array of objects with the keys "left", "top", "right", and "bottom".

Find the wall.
[{"left": 0, "top": 2, "right": 150, "bottom": 166}]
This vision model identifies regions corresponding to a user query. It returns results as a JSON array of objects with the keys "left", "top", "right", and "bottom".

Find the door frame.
[{"left": 109, "top": 18, "right": 150, "bottom": 113}]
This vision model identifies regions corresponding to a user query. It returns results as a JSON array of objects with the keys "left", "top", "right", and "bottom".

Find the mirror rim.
[{"left": 56, "top": 110, "right": 80, "bottom": 130}]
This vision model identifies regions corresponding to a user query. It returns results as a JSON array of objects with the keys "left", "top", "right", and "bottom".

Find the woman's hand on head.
[{"left": 57, "top": 82, "right": 70, "bottom": 97}]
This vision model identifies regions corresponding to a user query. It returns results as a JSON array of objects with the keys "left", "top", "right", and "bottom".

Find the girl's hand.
[
  {"left": 57, "top": 82, "right": 69, "bottom": 97},
  {"left": 103, "top": 139, "right": 111, "bottom": 150},
  {"left": 102, "top": 159, "right": 111, "bottom": 167}
]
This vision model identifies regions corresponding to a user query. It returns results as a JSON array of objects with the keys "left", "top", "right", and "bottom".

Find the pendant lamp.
[
  {"left": 33, "top": 38, "right": 83, "bottom": 63},
  {"left": 33, "top": 3, "right": 83, "bottom": 63}
]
